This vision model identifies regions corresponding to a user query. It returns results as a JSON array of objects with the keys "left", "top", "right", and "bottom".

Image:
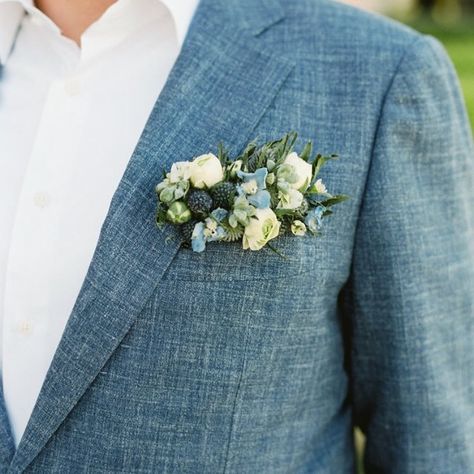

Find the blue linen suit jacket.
[{"left": 1, "top": 0, "right": 473, "bottom": 472}]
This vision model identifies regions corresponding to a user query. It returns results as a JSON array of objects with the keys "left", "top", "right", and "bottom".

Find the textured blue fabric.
[
  {"left": 1, "top": 0, "right": 473, "bottom": 472},
  {"left": 0, "top": 378, "right": 15, "bottom": 469}
]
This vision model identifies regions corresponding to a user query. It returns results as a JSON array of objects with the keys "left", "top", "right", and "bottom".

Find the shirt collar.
[
  {"left": 0, "top": 1, "right": 27, "bottom": 65},
  {"left": 162, "top": 0, "right": 200, "bottom": 48},
  {"left": 0, "top": 0, "right": 200, "bottom": 66}
]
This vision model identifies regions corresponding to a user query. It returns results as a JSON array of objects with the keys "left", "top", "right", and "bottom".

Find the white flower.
[
  {"left": 189, "top": 153, "right": 224, "bottom": 189},
  {"left": 241, "top": 179, "right": 258, "bottom": 195},
  {"left": 277, "top": 188, "right": 304, "bottom": 210},
  {"left": 266, "top": 172, "right": 276, "bottom": 186},
  {"left": 242, "top": 208, "right": 281, "bottom": 251},
  {"left": 314, "top": 178, "right": 327, "bottom": 194},
  {"left": 203, "top": 217, "right": 218, "bottom": 237},
  {"left": 168, "top": 161, "right": 193, "bottom": 183},
  {"left": 283, "top": 152, "right": 313, "bottom": 192},
  {"left": 227, "top": 159, "right": 243, "bottom": 178},
  {"left": 291, "top": 220, "right": 307, "bottom": 236}
]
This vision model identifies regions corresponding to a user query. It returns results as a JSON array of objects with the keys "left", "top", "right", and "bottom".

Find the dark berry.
[
  {"left": 210, "top": 182, "right": 237, "bottom": 209},
  {"left": 181, "top": 219, "right": 198, "bottom": 243},
  {"left": 279, "top": 218, "right": 291, "bottom": 235},
  {"left": 187, "top": 189, "right": 213, "bottom": 218}
]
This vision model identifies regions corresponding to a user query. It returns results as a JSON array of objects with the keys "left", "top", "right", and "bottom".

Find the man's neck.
[{"left": 34, "top": 0, "right": 118, "bottom": 46}]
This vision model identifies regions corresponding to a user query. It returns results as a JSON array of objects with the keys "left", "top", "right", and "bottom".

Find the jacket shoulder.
[{"left": 276, "top": 0, "right": 423, "bottom": 65}]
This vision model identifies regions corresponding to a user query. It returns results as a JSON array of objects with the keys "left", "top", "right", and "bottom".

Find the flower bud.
[
  {"left": 228, "top": 159, "right": 243, "bottom": 178},
  {"left": 291, "top": 220, "right": 307, "bottom": 236},
  {"left": 167, "top": 201, "right": 191, "bottom": 224},
  {"left": 266, "top": 172, "right": 276, "bottom": 186}
]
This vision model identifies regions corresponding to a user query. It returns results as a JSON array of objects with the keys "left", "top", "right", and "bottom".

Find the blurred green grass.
[{"left": 409, "top": 19, "right": 474, "bottom": 131}]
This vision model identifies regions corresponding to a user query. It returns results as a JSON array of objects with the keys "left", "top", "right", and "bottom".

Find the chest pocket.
[{"left": 161, "top": 231, "right": 326, "bottom": 282}]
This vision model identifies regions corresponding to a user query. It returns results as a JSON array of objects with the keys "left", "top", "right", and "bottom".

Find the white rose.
[
  {"left": 276, "top": 188, "right": 304, "bottom": 210},
  {"left": 242, "top": 208, "right": 281, "bottom": 251},
  {"left": 189, "top": 153, "right": 224, "bottom": 189},
  {"left": 283, "top": 152, "right": 313, "bottom": 192}
]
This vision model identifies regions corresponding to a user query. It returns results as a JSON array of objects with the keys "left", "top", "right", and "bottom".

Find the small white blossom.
[
  {"left": 228, "top": 159, "right": 243, "bottom": 178},
  {"left": 291, "top": 220, "right": 307, "bottom": 236},
  {"left": 241, "top": 179, "right": 258, "bottom": 195},
  {"left": 314, "top": 178, "right": 327, "bottom": 194},
  {"left": 277, "top": 188, "right": 304, "bottom": 210},
  {"left": 168, "top": 161, "right": 193, "bottom": 183},
  {"left": 266, "top": 172, "right": 276, "bottom": 186}
]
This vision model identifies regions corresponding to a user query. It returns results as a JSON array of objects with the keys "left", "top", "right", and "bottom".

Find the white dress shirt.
[{"left": 0, "top": 0, "right": 199, "bottom": 447}]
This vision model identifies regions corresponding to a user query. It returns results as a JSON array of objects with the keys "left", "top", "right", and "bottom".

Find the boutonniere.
[{"left": 155, "top": 132, "right": 348, "bottom": 257}]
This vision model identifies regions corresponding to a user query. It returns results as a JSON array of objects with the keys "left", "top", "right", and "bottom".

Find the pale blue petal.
[
  {"left": 304, "top": 206, "right": 325, "bottom": 234},
  {"left": 237, "top": 168, "right": 268, "bottom": 190},
  {"left": 254, "top": 168, "right": 268, "bottom": 189},
  {"left": 191, "top": 222, "right": 206, "bottom": 252},
  {"left": 236, "top": 185, "right": 246, "bottom": 197},
  {"left": 208, "top": 226, "right": 227, "bottom": 242},
  {"left": 248, "top": 190, "right": 271, "bottom": 209},
  {"left": 211, "top": 208, "right": 228, "bottom": 222}
]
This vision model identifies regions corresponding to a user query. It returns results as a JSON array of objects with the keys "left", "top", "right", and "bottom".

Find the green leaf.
[
  {"left": 300, "top": 141, "right": 313, "bottom": 162},
  {"left": 311, "top": 154, "right": 335, "bottom": 179},
  {"left": 238, "top": 139, "right": 258, "bottom": 170},
  {"left": 265, "top": 242, "right": 289, "bottom": 260},
  {"left": 274, "top": 208, "right": 296, "bottom": 218},
  {"left": 271, "top": 131, "right": 298, "bottom": 165},
  {"left": 319, "top": 194, "right": 350, "bottom": 207}
]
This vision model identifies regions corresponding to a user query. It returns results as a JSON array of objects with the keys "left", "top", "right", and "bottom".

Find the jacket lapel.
[
  {"left": 9, "top": 0, "right": 294, "bottom": 471},
  {"left": 0, "top": 378, "right": 15, "bottom": 468}
]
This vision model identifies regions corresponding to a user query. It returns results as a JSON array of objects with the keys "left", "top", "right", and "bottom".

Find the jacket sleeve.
[{"left": 344, "top": 34, "right": 474, "bottom": 473}]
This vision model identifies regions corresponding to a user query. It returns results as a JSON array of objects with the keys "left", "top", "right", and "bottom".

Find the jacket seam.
[{"left": 344, "top": 33, "right": 429, "bottom": 282}]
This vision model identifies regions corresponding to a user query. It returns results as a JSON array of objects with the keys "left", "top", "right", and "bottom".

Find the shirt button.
[
  {"left": 64, "top": 78, "right": 81, "bottom": 96},
  {"left": 18, "top": 321, "right": 33, "bottom": 335},
  {"left": 33, "top": 192, "right": 51, "bottom": 209}
]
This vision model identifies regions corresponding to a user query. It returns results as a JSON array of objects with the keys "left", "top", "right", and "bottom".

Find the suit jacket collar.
[{"left": 6, "top": 0, "right": 294, "bottom": 471}]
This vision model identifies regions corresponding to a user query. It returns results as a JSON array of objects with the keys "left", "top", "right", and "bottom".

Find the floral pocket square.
[{"left": 155, "top": 132, "right": 348, "bottom": 257}]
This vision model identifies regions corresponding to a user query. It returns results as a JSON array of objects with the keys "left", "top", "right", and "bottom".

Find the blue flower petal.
[
  {"left": 304, "top": 206, "right": 325, "bottom": 234},
  {"left": 236, "top": 185, "right": 246, "bottom": 197},
  {"left": 237, "top": 167, "right": 268, "bottom": 190},
  {"left": 254, "top": 168, "right": 268, "bottom": 189},
  {"left": 208, "top": 226, "right": 227, "bottom": 242},
  {"left": 191, "top": 222, "right": 206, "bottom": 252},
  {"left": 211, "top": 208, "right": 228, "bottom": 222},
  {"left": 248, "top": 190, "right": 271, "bottom": 209}
]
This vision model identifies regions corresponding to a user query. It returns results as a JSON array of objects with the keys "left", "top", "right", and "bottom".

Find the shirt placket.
[{"left": 2, "top": 65, "right": 86, "bottom": 442}]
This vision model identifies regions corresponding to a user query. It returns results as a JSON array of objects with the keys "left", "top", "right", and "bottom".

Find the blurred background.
[{"left": 336, "top": 1, "right": 474, "bottom": 471}]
